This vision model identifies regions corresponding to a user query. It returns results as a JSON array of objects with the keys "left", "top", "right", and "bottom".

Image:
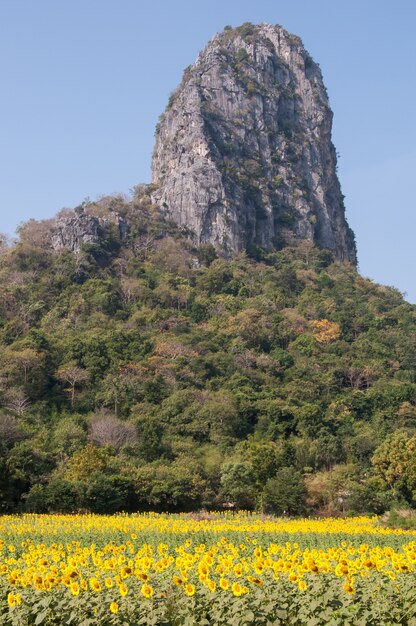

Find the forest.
[{"left": 0, "top": 188, "right": 415, "bottom": 516}]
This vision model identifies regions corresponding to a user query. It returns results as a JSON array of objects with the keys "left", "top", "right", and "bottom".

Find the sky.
[{"left": 0, "top": 0, "right": 415, "bottom": 302}]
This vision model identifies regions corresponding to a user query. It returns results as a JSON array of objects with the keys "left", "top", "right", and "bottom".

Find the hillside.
[{"left": 0, "top": 193, "right": 415, "bottom": 514}]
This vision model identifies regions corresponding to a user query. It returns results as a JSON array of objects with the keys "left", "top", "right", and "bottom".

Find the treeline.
[{"left": 0, "top": 193, "right": 415, "bottom": 515}]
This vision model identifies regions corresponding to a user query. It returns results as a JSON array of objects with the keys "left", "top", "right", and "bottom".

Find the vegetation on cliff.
[{"left": 0, "top": 192, "right": 414, "bottom": 515}]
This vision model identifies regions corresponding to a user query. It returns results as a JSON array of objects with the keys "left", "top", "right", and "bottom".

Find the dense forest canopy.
[{"left": 0, "top": 189, "right": 415, "bottom": 515}]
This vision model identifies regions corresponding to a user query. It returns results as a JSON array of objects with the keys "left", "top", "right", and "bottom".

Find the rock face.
[
  {"left": 151, "top": 23, "right": 356, "bottom": 263},
  {"left": 50, "top": 208, "right": 129, "bottom": 253}
]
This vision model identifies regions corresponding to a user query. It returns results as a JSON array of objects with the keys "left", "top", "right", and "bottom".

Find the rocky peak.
[
  {"left": 50, "top": 207, "right": 129, "bottom": 253},
  {"left": 151, "top": 23, "right": 356, "bottom": 263}
]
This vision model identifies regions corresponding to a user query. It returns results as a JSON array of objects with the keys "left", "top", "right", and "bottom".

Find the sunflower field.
[{"left": 1, "top": 513, "right": 416, "bottom": 626}]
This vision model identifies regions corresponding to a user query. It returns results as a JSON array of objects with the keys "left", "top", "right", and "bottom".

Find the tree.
[
  {"left": 263, "top": 468, "right": 307, "bottom": 515},
  {"left": 98, "top": 371, "right": 134, "bottom": 417},
  {"left": 397, "top": 402, "right": 416, "bottom": 428},
  {"left": 132, "top": 457, "right": 206, "bottom": 512},
  {"left": 0, "top": 232, "right": 9, "bottom": 252},
  {"left": 5, "top": 441, "right": 55, "bottom": 509},
  {"left": 150, "top": 237, "right": 193, "bottom": 278},
  {"left": 135, "top": 416, "right": 164, "bottom": 461},
  {"left": 225, "top": 308, "right": 275, "bottom": 350},
  {"left": 56, "top": 364, "right": 89, "bottom": 408},
  {"left": 16, "top": 218, "right": 54, "bottom": 249},
  {"left": 81, "top": 474, "right": 136, "bottom": 513},
  {"left": 196, "top": 243, "right": 217, "bottom": 267},
  {"left": 65, "top": 444, "right": 107, "bottom": 483},
  {"left": 188, "top": 391, "right": 241, "bottom": 444},
  {"left": 25, "top": 479, "right": 80, "bottom": 513},
  {"left": 3, "top": 348, "right": 45, "bottom": 387},
  {"left": 372, "top": 431, "right": 416, "bottom": 503},
  {"left": 154, "top": 340, "right": 198, "bottom": 361},
  {"left": 311, "top": 319, "right": 341, "bottom": 344},
  {"left": 0, "top": 414, "right": 23, "bottom": 447},
  {"left": 89, "top": 414, "right": 137, "bottom": 451},
  {"left": 241, "top": 439, "right": 286, "bottom": 484},
  {"left": 2, "top": 387, "right": 30, "bottom": 415},
  {"left": 220, "top": 462, "right": 257, "bottom": 510},
  {"left": 52, "top": 417, "right": 87, "bottom": 456}
]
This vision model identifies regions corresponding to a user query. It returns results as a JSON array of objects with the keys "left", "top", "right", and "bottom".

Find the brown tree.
[
  {"left": 89, "top": 414, "right": 137, "bottom": 451},
  {"left": 0, "top": 413, "right": 23, "bottom": 446},
  {"left": 56, "top": 364, "right": 89, "bottom": 408},
  {"left": 2, "top": 387, "right": 30, "bottom": 415}
]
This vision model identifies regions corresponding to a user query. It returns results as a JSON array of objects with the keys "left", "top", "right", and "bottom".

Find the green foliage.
[
  {"left": 220, "top": 462, "right": 257, "bottom": 509},
  {"left": 372, "top": 431, "right": 416, "bottom": 504},
  {"left": 236, "top": 48, "right": 249, "bottom": 62},
  {"left": 384, "top": 508, "right": 416, "bottom": 529},
  {"left": 263, "top": 467, "right": 307, "bottom": 515},
  {"left": 132, "top": 457, "right": 206, "bottom": 512},
  {"left": 0, "top": 200, "right": 415, "bottom": 513},
  {"left": 25, "top": 479, "right": 80, "bottom": 513},
  {"left": 236, "top": 22, "right": 256, "bottom": 37}
]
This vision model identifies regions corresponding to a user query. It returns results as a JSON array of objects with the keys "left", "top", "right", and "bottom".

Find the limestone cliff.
[
  {"left": 151, "top": 23, "right": 356, "bottom": 263},
  {"left": 50, "top": 207, "right": 129, "bottom": 253}
]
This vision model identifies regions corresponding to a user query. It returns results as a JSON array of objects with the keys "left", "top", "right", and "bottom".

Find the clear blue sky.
[{"left": 0, "top": 0, "right": 415, "bottom": 301}]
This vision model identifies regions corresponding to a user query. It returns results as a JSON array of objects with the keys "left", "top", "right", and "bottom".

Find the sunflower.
[
  {"left": 119, "top": 583, "right": 128, "bottom": 596},
  {"left": 110, "top": 602, "right": 119, "bottom": 614},
  {"left": 141, "top": 583, "right": 154, "bottom": 598},
  {"left": 184, "top": 583, "right": 195, "bottom": 596},
  {"left": 231, "top": 582, "right": 243, "bottom": 597},
  {"left": 247, "top": 576, "right": 263, "bottom": 587},
  {"left": 233, "top": 564, "right": 243, "bottom": 577},
  {"left": 343, "top": 581, "right": 356, "bottom": 594},
  {"left": 7, "top": 593, "right": 16, "bottom": 607},
  {"left": 70, "top": 582, "right": 80, "bottom": 596},
  {"left": 89, "top": 578, "right": 102, "bottom": 592}
]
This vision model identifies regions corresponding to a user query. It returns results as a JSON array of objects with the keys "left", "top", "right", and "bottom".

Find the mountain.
[
  {"left": 0, "top": 24, "right": 414, "bottom": 517},
  {"left": 152, "top": 23, "right": 356, "bottom": 263}
]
